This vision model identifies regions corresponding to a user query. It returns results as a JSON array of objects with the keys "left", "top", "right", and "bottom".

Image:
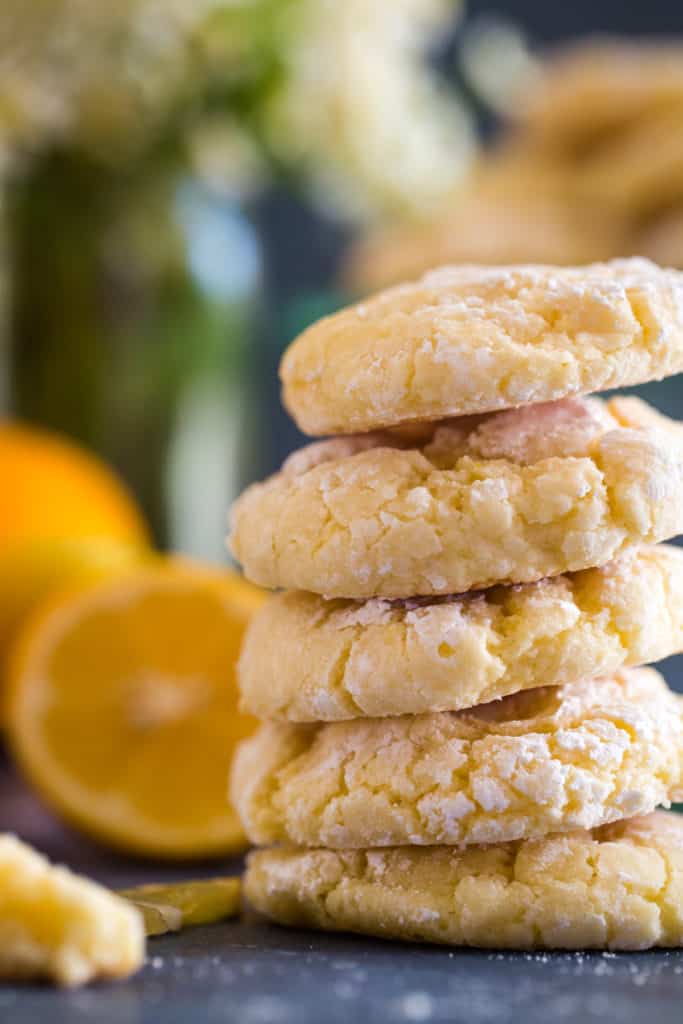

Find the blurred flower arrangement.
[
  {"left": 0, "top": 0, "right": 473, "bottom": 557},
  {"left": 0, "top": 0, "right": 472, "bottom": 218},
  {"left": 262, "top": 0, "right": 474, "bottom": 222}
]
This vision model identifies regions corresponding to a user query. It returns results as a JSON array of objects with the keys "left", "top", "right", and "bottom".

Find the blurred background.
[{"left": 2, "top": 1, "right": 683, "bottom": 875}]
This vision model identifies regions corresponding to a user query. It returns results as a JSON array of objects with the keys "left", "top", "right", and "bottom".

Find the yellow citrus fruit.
[
  {"left": 0, "top": 421, "right": 149, "bottom": 548},
  {"left": 6, "top": 563, "right": 264, "bottom": 859},
  {"left": 0, "top": 538, "right": 146, "bottom": 712}
]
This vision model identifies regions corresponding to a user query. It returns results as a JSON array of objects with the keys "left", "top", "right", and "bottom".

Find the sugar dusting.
[{"left": 134, "top": 939, "right": 683, "bottom": 1024}]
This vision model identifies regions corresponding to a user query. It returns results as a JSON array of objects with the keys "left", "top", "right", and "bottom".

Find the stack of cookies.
[{"left": 230, "top": 258, "right": 683, "bottom": 951}]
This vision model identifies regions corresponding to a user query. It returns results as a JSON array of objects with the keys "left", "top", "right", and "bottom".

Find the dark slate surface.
[
  {"left": 7, "top": 920, "right": 683, "bottom": 1024},
  {"left": 3, "top": 753, "right": 683, "bottom": 1023}
]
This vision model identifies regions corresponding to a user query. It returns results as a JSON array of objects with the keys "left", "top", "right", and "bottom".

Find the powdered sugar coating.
[
  {"left": 245, "top": 811, "right": 683, "bottom": 951},
  {"left": 230, "top": 395, "right": 683, "bottom": 599},
  {"left": 280, "top": 258, "right": 683, "bottom": 436},
  {"left": 238, "top": 545, "right": 683, "bottom": 721},
  {"left": 231, "top": 668, "right": 683, "bottom": 850}
]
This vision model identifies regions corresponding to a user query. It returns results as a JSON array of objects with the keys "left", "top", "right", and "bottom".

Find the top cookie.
[{"left": 281, "top": 259, "right": 683, "bottom": 436}]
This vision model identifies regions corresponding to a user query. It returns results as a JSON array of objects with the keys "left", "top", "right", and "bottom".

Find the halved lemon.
[
  {"left": 0, "top": 537, "right": 146, "bottom": 714},
  {"left": 6, "top": 563, "right": 263, "bottom": 859}
]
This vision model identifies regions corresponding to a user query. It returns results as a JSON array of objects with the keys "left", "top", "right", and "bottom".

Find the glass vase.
[{"left": 6, "top": 148, "right": 261, "bottom": 560}]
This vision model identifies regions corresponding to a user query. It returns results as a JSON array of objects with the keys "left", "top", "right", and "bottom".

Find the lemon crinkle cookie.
[
  {"left": 245, "top": 811, "right": 683, "bottom": 951},
  {"left": 239, "top": 545, "right": 683, "bottom": 721},
  {"left": 516, "top": 41, "right": 683, "bottom": 153},
  {"left": 570, "top": 107, "right": 683, "bottom": 218},
  {"left": 639, "top": 210, "right": 683, "bottom": 270},
  {"left": 280, "top": 259, "right": 683, "bottom": 436},
  {"left": 231, "top": 667, "right": 683, "bottom": 850},
  {"left": 230, "top": 395, "right": 683, "bottom": 599},
  {"left": 0, "top": 834, "right": 144, "bottom": 986},
  {"left": 343, "top": 197, "right": 623, "bottom": 295}
]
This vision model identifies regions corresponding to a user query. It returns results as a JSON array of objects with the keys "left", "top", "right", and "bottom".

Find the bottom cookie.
[{"left": 245, "top": 812, "right": 683, "bottom": 951}]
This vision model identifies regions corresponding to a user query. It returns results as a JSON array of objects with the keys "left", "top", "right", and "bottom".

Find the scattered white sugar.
[
  {"left": 331, "top": 959, "right": 360, "bottom": 970},
  {"left": 471, "top": 777, "right": 510, "bottom": 812},
  {"left": 332, "top": 980, "right": 358, "bottom": 999},
  {"left": 413, "top": 907, "right": 440, "bottom": 924},
  {"left": 395, "top": 991, "right": 435, "bottom": 1021},
  {"left": 242, "top": 995, "right": 291, "bottom": 1023}
]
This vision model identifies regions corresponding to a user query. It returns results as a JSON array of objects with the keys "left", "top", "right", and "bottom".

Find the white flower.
[
  {"left": 264, "top": 0, "right": 475, "bottom": 222},
  {"left": 0, "top": 0, "right": 475, "bottom": 222}
]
